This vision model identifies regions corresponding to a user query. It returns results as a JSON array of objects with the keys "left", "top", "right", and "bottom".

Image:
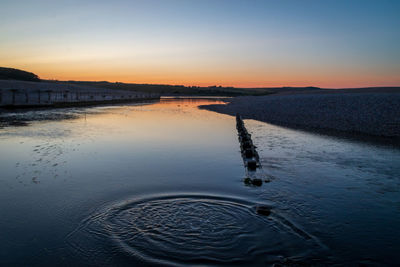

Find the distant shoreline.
[
  {"left": 0, "top": 79, "right": 159, "bottom": 108},
  {"left": 200, "top": 89, "right": 400, "bottom": 139}
]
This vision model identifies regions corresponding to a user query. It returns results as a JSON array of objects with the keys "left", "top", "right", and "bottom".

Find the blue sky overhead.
[{"left": 1, "top": 0, "right": 399, "bottom": 87}]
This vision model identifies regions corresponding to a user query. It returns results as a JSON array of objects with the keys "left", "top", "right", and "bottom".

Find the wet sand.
[{"left": 201, "top": 89, "right": 400, "bottom": 138}]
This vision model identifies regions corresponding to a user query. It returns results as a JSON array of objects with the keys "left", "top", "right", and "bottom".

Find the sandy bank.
[{"left": 201, "top": 91, "right": 400, "bottom": 138}]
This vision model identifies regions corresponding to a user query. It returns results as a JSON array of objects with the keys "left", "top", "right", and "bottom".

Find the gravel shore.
[{"left": 201, "top": 92, "right": 400, "bottom": 138}]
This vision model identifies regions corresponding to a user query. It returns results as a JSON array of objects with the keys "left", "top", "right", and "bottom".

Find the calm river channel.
[{"left": 0, "top": 98, "right": 399, "bottom": 266}]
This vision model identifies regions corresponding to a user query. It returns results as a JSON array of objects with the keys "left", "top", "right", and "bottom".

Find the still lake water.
[{"left": 0, "top": 98, "right": 399, "bottom": 266}]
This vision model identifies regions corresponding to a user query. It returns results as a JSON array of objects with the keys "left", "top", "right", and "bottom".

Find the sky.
[{"left": 1, "top": 0, "right": 399, "bottom": 88}]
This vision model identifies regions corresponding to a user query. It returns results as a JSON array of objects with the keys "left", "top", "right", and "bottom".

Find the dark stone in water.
[
  {"left": 256, "top": 205, "right": 271, "bottom": 216},
  {"left": 238, "top": 130, "right": 247, "bottom": 136},
  {"left": 244, "top": 149, "right": 254, "bottom": 158},
  {"left": 252, "top": 178, "right": 262, "bottom": 186},
  {"left": 242, "top": 142, "right": 253, "bottom": 150},
  {"left": 244, "top": 177, "right": 252, "bottom": 185},
  {"left": 243, "top": 177, "right": 262, "bottom": 186},
  {"left": 239, "top": 130, "right": 249, "bottom": 136},
  {"left": 247, "top": 160, "right": 257, "bottom": 170},
  {"left": 240, "top": 135, "right": 251, "bottom": 142}
]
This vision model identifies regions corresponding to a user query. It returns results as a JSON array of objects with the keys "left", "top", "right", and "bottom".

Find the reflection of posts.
[
  {"left": 0, "top": 90, "right": 2, "bottom": 104},
  {"left": 38, "top": 90, "right": 41, "bottom": 104},
  {"left": 25, "top": 90, "right": 29, "bottom": 103}
]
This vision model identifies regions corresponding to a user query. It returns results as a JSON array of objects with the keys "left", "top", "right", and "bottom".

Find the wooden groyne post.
[{"left": 236, "top": 114, "right": 263, "bottom": 186}]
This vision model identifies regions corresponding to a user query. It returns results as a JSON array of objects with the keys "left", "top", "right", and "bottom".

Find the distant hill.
[
  {"left": 0, "top": 67, "right": 40, "bottom": 82},
  {"left": 51, "top": 80, "right": 275, "bottom": 96},
  {"left": 2, "top": 67, "right": 398, "bottom": 97},
  {"left": 0, "top": 67, "right": 326, "bottom": 96},
  {"left": 0, "top": 67, "right": 324, "bottom": 96}
]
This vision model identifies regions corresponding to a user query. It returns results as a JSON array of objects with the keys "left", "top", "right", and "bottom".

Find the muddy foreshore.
[{"left": 201, "top": 91, "right": 400, "bottom": 139}]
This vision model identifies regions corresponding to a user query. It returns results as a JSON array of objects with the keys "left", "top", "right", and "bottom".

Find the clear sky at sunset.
[{"left": 1, "top": 0, "right": 399, "bottom": 88}]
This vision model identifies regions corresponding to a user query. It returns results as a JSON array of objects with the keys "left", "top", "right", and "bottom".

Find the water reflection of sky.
[{"left": 0, "top": 99, "right": 399, "bottom": 266}]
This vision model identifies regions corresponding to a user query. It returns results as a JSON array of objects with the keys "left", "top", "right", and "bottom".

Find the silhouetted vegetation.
[
  {"left": 44, "top": 80, "right": 276, "bottom": 96},
  {"left": 0, "top": 67, "right": 40, "bottom": 82}
]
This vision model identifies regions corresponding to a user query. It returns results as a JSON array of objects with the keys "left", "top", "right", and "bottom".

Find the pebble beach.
[{"left": 202, "top": 90, "right": 400, "bottom": 138}]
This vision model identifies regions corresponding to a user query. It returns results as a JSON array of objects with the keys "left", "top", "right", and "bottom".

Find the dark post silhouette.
[
  {"left": 11, "top": 89, "right": 17, "bottom": 105},
  {"left": 46, "top": 90, "right": 52, "bottom": 103}
]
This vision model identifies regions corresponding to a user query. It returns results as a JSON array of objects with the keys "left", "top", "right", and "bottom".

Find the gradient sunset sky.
[{"left": 1, "top": 0, "right": 399, "bottom": 88}]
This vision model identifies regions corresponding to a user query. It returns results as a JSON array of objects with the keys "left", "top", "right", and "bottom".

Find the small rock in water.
[
  {"left": 256, "top": 205, "right": 271, "bottom": 216},
  {"left": 244, "top": 149, "right": 254, "bottom": 158},
  {"left": 244, "top": 177, "right": 252, "bottom": 185},
  {"left": 252, "top": 178, "right": 262, "bottom": 186},
  {"left": 243, "top": 177, "right": 262, "bottom": 186},
  {"left": 247, "top": 160, "right": 257, "bottom": 170}
]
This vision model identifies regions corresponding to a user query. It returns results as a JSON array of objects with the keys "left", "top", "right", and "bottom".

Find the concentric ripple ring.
[{"left": 67, "top": 194, "right": 325, "bottom": 266}]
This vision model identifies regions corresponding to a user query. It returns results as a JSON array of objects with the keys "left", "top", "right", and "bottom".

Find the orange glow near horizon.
[
  {"left": 1, "top": 1, "right": 399, "bottom": 89},
  {"left": 5, "top": 62, "right": 400, "bottom": 89}
]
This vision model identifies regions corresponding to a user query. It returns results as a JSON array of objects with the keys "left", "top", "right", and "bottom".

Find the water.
[{"left": 0, "top": 98, "right": 399, "bottom": 266}]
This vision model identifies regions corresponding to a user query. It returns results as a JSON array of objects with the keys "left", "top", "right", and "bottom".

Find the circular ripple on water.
[{"left": 67, "top": 194, "right": 326, "bottom": 266}]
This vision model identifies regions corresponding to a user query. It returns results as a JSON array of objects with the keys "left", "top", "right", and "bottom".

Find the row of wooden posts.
[
  {"left": 236, "top": 114, "right": 263, "bottom": 186},
  {"left": 0, "top": 89, "right": 157, "bottom": 107}
]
